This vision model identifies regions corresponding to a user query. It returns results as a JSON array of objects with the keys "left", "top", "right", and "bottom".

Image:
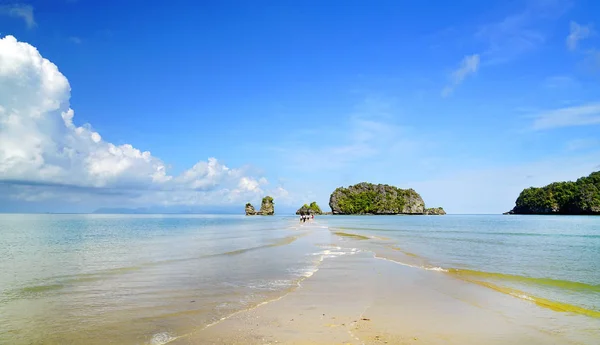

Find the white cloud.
[
  {"left": 436, "top": 2, "right": 566, "bottom": 98},
  {"left": 435, "top": 2, "right": 567, "bottom": 98},
  {"left": 0, "top": 35, "right": 285, "bottom": 207},
  {"left": 532, "top": 103, "right": 600, "bottom": 130},
  {"left": 0, "top": 4, "right": 36, "bottom": 29},
  {"left": 477, "top": 0, "right": 571, "bottom": 63},
  {"left": 274, "top": 97, "right": 423, "bottom": 173},
  {"left": 566, "top": 21, "right": 593, "bottom": 51},
  {"left": 441, "top": 54, "right": 480, "bottom": 97},
  {"left": 475, "top": 12, "right": 545, "bottom": 65}
]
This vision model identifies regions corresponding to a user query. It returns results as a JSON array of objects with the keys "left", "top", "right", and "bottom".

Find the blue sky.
[{"left": 1, "top": 0, "right": 599, "bottom": 213}]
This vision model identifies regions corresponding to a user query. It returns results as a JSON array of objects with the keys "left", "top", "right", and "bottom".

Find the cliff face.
[
  {"left": 258, "top": 196, "right": 275, "bottom": 215},
  {"left": 508, "top": 171, "right": 600, "bottom": 215},
  {"left": 328, "top": 182, "right": 427, "bottom": 215},
  {"left": 245, "top": 203, "right": 256, "bottom": 216},
  {"left": 245, "top": 196, "right": 275, "bottom": 216}
]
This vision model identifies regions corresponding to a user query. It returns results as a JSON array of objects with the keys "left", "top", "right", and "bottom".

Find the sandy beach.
[
  {"left": 2, "top": 216, "right": 599, "bottom": 345},
  {"left": 168, "top": 222, "right": 599, "bottom": 345}
]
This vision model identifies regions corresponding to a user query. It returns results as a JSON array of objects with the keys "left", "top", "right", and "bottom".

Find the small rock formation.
[
  {"left": 257, "top": 196, "right": 275, "bottom": 215},
  {"left": 245, "top": 203, "right": 256, "bottom": 216},
  {"left": 245, "top": 196, "right": 274, "bottom": 216},
  {"left": 329, "top": 182, "right": 432, "bottom": 215},
  {"left": 424, "top": 207, "right": 446, "bottom": 215},
  {"left": 507, "top": 171, "right": 600, "bottom": 215},
  {"left": 296, "top": 201, "right": 323, "bottom": 215}
]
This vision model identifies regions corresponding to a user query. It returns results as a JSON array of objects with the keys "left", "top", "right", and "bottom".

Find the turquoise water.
[
  {"left": 324, "top": 215, "right": 600, "bottom": 316},
  {"left": 0, "top": 214, "right": 325, "bottom": 344},
  {"left": 1, "top": 214, "right": 599, "bottom": 344}
]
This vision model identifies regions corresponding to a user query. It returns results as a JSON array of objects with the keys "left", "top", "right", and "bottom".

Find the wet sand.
[
  {"left": 169, "top": 232, "right": 599, "bottom": 345},
  {"left": 4, "top": 217, "right": 599, "bottom": 345}
]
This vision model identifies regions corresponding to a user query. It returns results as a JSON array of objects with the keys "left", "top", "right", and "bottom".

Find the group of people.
[{"left": 299, "top": 214, "right": 314, "bottom": 223}]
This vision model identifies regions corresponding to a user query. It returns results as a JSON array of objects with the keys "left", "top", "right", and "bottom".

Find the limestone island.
[
  {"left": 296, "top": 202, "right": 323, "bottom": 215},
  {"left": 328, "top": 182, "right": 445, "bottom": 215},
  {"left": 245, "top": 196, "right": 275, "bottom": 216},
  {"left": 505, "top": 171, "right": 600, "bottom": 215}
]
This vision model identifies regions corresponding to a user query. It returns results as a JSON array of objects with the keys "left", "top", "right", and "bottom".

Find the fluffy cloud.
[{"left": 0, "top": 35, "right": 285, "bottom": 207}]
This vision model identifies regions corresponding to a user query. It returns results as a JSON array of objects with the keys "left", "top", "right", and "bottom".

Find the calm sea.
[
  {"left": 326, "top": 215, "right": 600, "bottom": 318},
  {"left": 0, "top": 214, "right": 598, "bottom": 344}
]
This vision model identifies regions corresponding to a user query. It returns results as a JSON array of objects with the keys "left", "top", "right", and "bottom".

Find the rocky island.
[
  {"left": 245, "top": 196, "right": 275, "bottom": 216},
  {"left": 296, "top": 202, "right": 323, "bottom": 215},
  {"left": 506, "top": 171, "right": 600, "bottom": 215},
  {"left": 424, "top": 207, "right": 447, "bottom": 215},
  {"left": 244, "top": 203, "right": 257, "bottom": 215},
  {"left": 328, "top": 182, "right": 445, "bottom": 215}
]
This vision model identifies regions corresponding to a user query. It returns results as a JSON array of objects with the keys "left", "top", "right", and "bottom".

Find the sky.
[{"left": 0, "top": 0, "right": 599, "bottom": 214}]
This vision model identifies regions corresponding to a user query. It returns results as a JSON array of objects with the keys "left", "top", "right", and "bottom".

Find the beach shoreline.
[
  {"left": 167, "top": 222, "right": 599, "bottom": 345},
  {"left": 2, "top": 215, "right": 598, "bottom": 345}
]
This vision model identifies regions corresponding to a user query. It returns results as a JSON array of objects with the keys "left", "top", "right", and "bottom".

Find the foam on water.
[
  {"left": 312, "top": 246, "right": 362, "bottom": 260},
  {"left": 288, "top": 267, "right": 320, "bottom": 278},
  {"left": 247, "top": 279, "right": 294, "bottom": 291},
  {"left": 149, "top": 332, "right": 176, "bottom": 345}
]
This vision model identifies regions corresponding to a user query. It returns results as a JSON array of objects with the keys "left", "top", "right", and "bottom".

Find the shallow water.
[
  {"left": 0, "top": 214, "right": 599, "bottom": 344},
  {"left": 323, "top": 214, "right": 600, "bottom": 317},
  {"left": 0, "top": 214, "right": 329, "bottom": 344}
]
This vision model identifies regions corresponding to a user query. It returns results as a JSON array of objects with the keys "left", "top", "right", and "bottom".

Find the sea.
[{"left": 0, "top": 214, "right": 598, "bottom": 344}]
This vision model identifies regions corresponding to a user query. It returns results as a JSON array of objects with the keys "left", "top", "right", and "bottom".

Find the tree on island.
[
  {"left": 508, "top": 171, "right": 600, "bottom": 215},
  {"left": 309, "top": 201, "right": 322, "bottom": 214},
  {"left": 296, "top": 201, "right": 323, "bottom": 215},
  {"left": 329, "top": 182, "right": 431, "bottom": 215}
]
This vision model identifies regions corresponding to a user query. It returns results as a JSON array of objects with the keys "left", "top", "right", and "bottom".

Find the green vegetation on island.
[
  {"left": 328, "top": 182, "right": 445, "bottom": 215},
  {"left": 296, "top": 202, "right": 323, "bottom": 215},
  {"left": 507, "top": 171, "right": 600, "bottom": 215},
  {"left": 245, "top": 196, "right": 275, "bottom": 216},
  {"left": 424, "top": 207, "right": 447, "bottom": 215}
]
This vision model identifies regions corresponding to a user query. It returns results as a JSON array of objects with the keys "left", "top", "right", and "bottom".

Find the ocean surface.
[
  {"left": 0, "top": 214, "right": 598, "bottom": 344},
  {"left": 326, "top": 215, "right": 600, "bottom": 318}
]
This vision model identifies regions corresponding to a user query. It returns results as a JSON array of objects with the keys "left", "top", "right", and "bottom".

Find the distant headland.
[{"left": 505, "top": 171, "right": 600, "bottom": 215}]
